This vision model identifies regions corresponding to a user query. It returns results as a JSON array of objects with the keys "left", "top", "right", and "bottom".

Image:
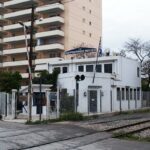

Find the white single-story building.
[{"left": 34, "top": 55, "right": 141, "bottom": 115}]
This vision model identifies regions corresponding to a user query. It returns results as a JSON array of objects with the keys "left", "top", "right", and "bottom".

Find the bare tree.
[
  {"left": 124, "top": 38, "right": 150, "bottom": 89},
  {"left": 124, "top": 38, "right": 150, "bottom": 63}
]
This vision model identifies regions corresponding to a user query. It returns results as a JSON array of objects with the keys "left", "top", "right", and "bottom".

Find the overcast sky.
[{"left": 103, "top": 0, "right": 150, "bottom": 52}]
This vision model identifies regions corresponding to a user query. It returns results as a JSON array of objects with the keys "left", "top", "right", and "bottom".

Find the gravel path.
[
  {"left": 78, "top": 118, "right": 150, "bottom": 132},
  {"left": 134, "top": 129, "right": 150, "bottom": 138}
]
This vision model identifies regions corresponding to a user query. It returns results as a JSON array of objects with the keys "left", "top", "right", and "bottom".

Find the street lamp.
[{"left": 18, "top": 21, "right": 33, "bottom": 121}]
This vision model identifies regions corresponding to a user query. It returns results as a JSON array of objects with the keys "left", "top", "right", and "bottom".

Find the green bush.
[{"left": 60, "top": 112, "right": 84, "bottom": 121}]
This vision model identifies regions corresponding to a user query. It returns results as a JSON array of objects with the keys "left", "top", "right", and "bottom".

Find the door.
[
  {"left": 34, "top": 93, "right": 43, "bottom": 114},
  {"left": 89, "top": 90, "right": 97, "bottom": 113}
]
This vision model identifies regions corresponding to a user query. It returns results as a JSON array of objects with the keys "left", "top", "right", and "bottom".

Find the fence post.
[
  {"left": 56, "top": 86, "right": 60, "bottom": 118},
  {"left": 6, "top": 93, "right": 9, "bottom": 117},
  {"left": 46, "top": 89, "right": 51, "bottom": 120},
  {"left": 12, "top": 89, "right": 17, "bottom": 119}
]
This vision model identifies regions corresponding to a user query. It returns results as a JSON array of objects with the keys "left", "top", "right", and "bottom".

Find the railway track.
[
  {"left": 106, "top": 120, "right": 150, "bottom": 138},
  {"left": 104, "top": 119, "right": 150, "bottom": 132}
]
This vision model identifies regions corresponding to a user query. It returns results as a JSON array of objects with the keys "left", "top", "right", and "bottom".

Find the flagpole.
[{"left": 92, "top": 37, "right": 102, "bottom": 84}]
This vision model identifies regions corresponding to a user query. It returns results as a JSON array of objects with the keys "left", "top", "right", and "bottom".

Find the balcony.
[
  {"left": 36, "top": 30, "right": 64, "bottom": 38},
  {"left": 3, "top": 16, "right": 64, "bottom": 32},
  {"left": 4, "top": 0, "right": 38, "bottom": 9},
  {"left": 35, "top": 57, "right": 63, "bottom": 65},
  {"left": 3, "top": 34, "right": 30, "bottom": 43},
  {"left": 35, "top": 43, "right": 64, "bottom": 52},
  {"left": 36, "top": 16, "right": 64, "bottom": 26},
  {"left": 36, "top": 3, "right": 64, "bottom": 14},
  {"left": 4, "top": 3, "right": 64, "bottom": 20},
  {"left": 4, "top": 9, "right": 31, "bottom": 20},
  {"left": 3, "top": 43, "right": 64, "bottom": 55},
  {"left": 3, "top": 47, "right": 27, "bottom": 55},
  {"left": 3, "top": 60, "right": 28, "bottom": 67},
  {"left": 3, "top": 30, "right": 64, "bottom": 43}
]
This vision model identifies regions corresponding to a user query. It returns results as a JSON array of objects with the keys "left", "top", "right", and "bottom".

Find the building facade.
[
  {"left": 0, "top": 0, "right": 102, "bottom": 79},
  {"left": 31, "top": 56, "right": 141, "bottom": 115}
]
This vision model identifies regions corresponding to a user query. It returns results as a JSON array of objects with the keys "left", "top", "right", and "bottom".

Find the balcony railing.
[
  {"left": 3, "top": 43, "right": 64, "bottom": 55},
  {"left": 35, "top": 43, "right": 64, "bottom": 52},
  {"left": 4, "top": 3, "right": 64, "bottom": 20},
  {"left": 3, "top": 30, "right": 64, "bottom": 43},
  {"left": 3, "top": 16, "right": 64, "bottom": 32},
  {"left": 4, "top": 0, "right": 38, "bottom": 9},
  {"left": 3, "top": 60, "right": 28, "bottom": 67}
]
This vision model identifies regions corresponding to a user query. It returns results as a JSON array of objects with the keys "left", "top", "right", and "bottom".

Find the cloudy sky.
[{"left": 103, "top": 0, "right": 150, "bottom": 52}]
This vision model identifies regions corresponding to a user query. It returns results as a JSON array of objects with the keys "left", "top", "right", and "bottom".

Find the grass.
[
  {"left": 120, "top": 108, "right": 150, "bottom": 115},
  {"left": 118, "top": 134, "right": 150, "bottom": 142},
  {"left": 26, "top": 112, "right": 84, "bottom": 125},
  {"left": 25, "top": 108, "right": 150, "bottom": 125},
  {"left": 60, "top": 112, "right": 84, "bottom": 121}
]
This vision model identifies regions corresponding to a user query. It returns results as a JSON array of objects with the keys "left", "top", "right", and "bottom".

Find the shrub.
[{"left": 60, "top": 112, "right": 83, "bottom": 121}]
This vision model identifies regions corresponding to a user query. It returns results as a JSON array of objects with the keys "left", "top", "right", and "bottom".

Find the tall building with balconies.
[{"left": 0, "top": 0, "right": 102, "bottom": 79}]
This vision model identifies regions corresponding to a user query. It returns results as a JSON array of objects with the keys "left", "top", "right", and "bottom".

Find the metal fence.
[
  {"left": 142, "top": 91, "right": 150, "bottom": 107},
  {"left": 59, "top": 89, "right": 75, "bottom": 113}
]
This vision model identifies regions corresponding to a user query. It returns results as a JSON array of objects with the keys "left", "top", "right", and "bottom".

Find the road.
[{"left": 0, "top": 113, "right": 150, "bottom": 150}]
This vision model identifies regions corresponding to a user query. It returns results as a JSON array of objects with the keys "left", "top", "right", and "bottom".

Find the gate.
[
  {"left": 0, "top": 92, "right": 7, "bottom": 116},
  {"left": 0, "top": 90, "right": 17, "bottom": 119}
]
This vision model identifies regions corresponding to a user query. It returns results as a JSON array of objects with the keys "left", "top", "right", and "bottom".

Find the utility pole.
[{"left": 28, "top": 5, "right": 36, "bottom": 121}]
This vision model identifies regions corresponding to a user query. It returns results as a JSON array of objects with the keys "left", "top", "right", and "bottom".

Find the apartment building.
[{"left": 0, "top": 0, "right": 102, "bottom": 79}]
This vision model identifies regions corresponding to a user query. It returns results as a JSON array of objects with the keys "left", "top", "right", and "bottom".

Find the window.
[
  {"left": 62, "top": 67, "right": 68, "bottom": 73},
  {"left": 78, "top": 66, "right": 84, "bottom": 72},
  {"left": 89, "top": 9, "right": 92, "bottom": 14},
  {"left": 117, "top": 88, "right": 121, "bottom": 101},
  {"left": 82, "top": 18, "right": 86, "bottom": 23},
  {"left": 134, "top": 89, "right": 136, "bottom": 100},
  {"left": 137, "top": 67, "right": 140, "bottom": 77},
  {"left": 104, "top": 64, "right": 112, "bottom": 73},
  {"left": 126, "top": 88, "right": 129, "bottom": 100},
  {"left": 86, "top": 65, "right": 93, "bottom": 72},
  {"left": 122, "top": 88, "right": 125, "bottom": 100},
  {"left": 89, "top": 33, "right": 92, "bottom": 37},
  {"left": 82, "top": 6, "right": 85, "bottom": 10},
  {"left": 130, "top": 89, "right": 133, "bottom": 100},
  {"left": 137, "top": 88, "right": 140, "bottom": 100},
  {"left": 82, "top": 30, "right": 86, "bottom": 35},
  {"left": 96, "top": 64, "right": 102, "bottom": 73},
  {"left": 12, "top": 57, "right": 15, "bottom": 61},
  {"left": 49, "top": 53, "right": 56, "bottom": 58},
  {"left": 89, "top": 21, "right": 92, "bottom": 26}
]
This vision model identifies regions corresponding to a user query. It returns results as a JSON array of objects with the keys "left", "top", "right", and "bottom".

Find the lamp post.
[{"left": 18, "top": 21, "right": 33, "bottom": 121}]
